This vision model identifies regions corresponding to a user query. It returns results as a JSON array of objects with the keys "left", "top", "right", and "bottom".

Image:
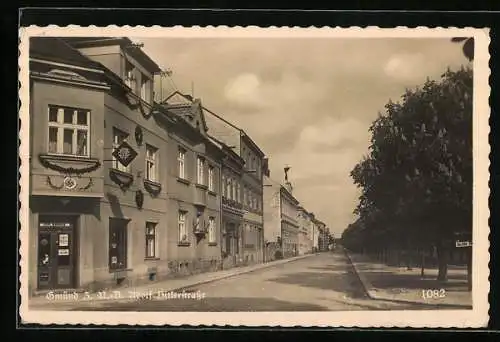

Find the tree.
[
  {"left": 349, "top": 66, "right": 473, "bottom": 282},
  {"left": 451, "top": 37, "right": 474, "bottom": 62}
]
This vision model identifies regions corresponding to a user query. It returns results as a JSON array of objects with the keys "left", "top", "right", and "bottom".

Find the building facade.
[
  {"left": 28, "top": 36, "right": 226, "bottom": 295},
  {"left": 208, "top": 135, "right": 246, "bottom": 269},
  {"left": 155, "top": 96, "right": 225, "bottom": 277},
  {"left": 262, "top": 176, "right": 300, "bottom": 260},
  {"left": 297, "top": 206, "right": 313, "bottom": 255},
  {"left": 203, "top": 106, "right": 267, "bottom": 266}
]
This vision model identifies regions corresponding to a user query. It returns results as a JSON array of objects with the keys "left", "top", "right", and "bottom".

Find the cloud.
[
  {"left": 140, "top": 37, "right": 468, "bottom": 235},
  {"left": 384, "top": 53, "right": 426, "bottom": 81},
  {"left": 224, "top": 73, "right": 262, "bottom": 107}
]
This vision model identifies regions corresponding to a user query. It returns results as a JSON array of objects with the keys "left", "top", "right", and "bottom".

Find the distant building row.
[{"left": 27, "top": 36, "right": 331, "bottom": 295}]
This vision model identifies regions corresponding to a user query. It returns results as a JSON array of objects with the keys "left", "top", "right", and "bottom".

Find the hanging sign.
[
  {"left": 112, "top": 140, "right": 138, "bottom": 167},
  {"left": 456, "top": 240, "right": 472, "bottom": 248}
]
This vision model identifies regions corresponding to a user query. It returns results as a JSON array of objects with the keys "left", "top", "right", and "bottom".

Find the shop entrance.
[{"left": 37, "top": 216, "right": 77, "bottom": 290}]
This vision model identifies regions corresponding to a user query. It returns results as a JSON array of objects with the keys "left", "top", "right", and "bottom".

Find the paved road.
[{"left": 73, "top": 250, "right": 437, "bottom": 311}]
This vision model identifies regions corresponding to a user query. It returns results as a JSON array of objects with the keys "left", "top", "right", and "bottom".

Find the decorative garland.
[
  {"left": 143, "top": 179, "right": 162, "bottom": 196},
  {"left": 138, "top": 101, "right": 153, "bottom": 119},
  {"left": 135, "top": 126, "right": 144, "bottom": 146},
  {"left": 135, "top": 190, "right": 144, "bottom": 209},
  {"left": 80, "top": 178, "right": 94, "bottom": 190},
  {"left": 109, "top": 169, "right": 134, "bottom": 190},
  {"left": 127, "top": 94, "right": 153, "bottom": 119},
  {"left": 38, "top": 154, "right": 101, "bottom": 175},
  {"left": 46, "top": 176, "right": 94, "bottom": 191},
  {"left": 46, "top": 176, "right": 64, "bottom": 190}
]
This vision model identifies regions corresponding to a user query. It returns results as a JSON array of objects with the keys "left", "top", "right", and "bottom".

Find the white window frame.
[
  {"left": 178, "top": 147, "right": 186, "bottom": 179},
  {"left": 208, "top": 166, "right": 215, "bottom": 192},
  {"left": 208, "top": 216, "right": 216, "bottom": 243},
  {"left": 124, "top": 60, "right": 136, "bottom": 91},
  {"left": 145, "top": 222, "right": 158, "bottom": 259},
  {"left": 145, "top": 144, "right": 158, "bottom": 182},
  {"left": 140, "top": 74, "right": 151, "bottom": 103},
  {"left": 221, "top": 173, "right": 226, "bottom": 197},
  {"left": 227, "top": 178, "right": 232, "bottom": 200},
  {"left": 178, "top": 210, "right": 188, "bottom": 243},
  {"left": 47, "top": 106, "right": 90, "bottom": 157},
  {"left": 112, "top": 128, "right": 131, "bottom": 173},
  {"left": 197, "top": 156, "right": 205, "bottom": 185}
]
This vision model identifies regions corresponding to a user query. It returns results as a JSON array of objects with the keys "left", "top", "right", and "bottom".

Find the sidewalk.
[
  {"left": 344, "top": 248, "right": 472, "bottom": 309},
  {"left": 28, "top": 253, "right": 314, "bottom": 310}
]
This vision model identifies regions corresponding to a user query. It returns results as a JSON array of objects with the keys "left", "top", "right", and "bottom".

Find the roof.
[
  {"left": 29, "top": 37, "right": 103, "bottom": 70},
  {"left": 164, "top": 99, "right": 209, "bottom": 132},
  {"left": 63, "top": 37, "right": 161, "bottom": 73},
  {"left": 208, "top": 134, "right": 245, "bottom": 167},
  {"left": 240, "top": 130, "right": 266, "bottom": 157}
]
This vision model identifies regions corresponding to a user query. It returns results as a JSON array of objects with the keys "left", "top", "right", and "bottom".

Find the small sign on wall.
[
  {"left": 59, "top": 234, "right": 69, "bottom": 247},
  {"left": 58, "top": 249, "right": 69, "bottom": 256}
]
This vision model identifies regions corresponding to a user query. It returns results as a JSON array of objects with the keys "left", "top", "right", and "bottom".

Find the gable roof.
[
  {"left": 29, "top": 37, "right": 103, "bottom": 70},
  {"left": 63, "top": 37, "right": 161, "bottom": 73},
  {"left": 208, "top": 134, "right": 245, "bottom": 167},
  {"left": 162, "top": 92, "right": 209, "bottom": 133}
]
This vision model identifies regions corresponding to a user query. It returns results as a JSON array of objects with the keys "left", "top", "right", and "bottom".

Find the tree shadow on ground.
[
  {"left": 307, "top": 265, "right": 352, "bottom": 272},
  {"left": 71, "top": 296, "right": 330, "bottom": 312},
  {"left": 267, "top": 269, "right": 368, "bottom": 299},
  {"left": 368, "top": 271, "right": 470, "bottom": 292}
]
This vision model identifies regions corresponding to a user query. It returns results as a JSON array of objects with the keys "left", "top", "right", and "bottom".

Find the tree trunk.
[
  {"left": 437, "top": 243, "right": 449, "bottom": 282},
  {"left": 420, "top": 249, "right": 425, "bottom": 278},
  {"left": 467, "top": 247, "right": 472, "bottom": 291}
]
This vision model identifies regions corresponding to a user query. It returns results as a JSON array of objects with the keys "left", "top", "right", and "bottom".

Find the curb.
[
  {"left": 29, "top": 253, "right": 315, "bottom": 310},
  {"left": 343, "top": 248, "right": 473, "bottom": 309},
  {"left": 342, "top": 247, "right": 376, "bottom": 299}
]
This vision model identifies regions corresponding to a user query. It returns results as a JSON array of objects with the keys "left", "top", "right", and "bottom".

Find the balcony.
[
  {"left": 193, "top": 184, "right": 208, "bottom": 207},
  {"left": 222, "top": 197, "right": 244, "bottom": 211}
]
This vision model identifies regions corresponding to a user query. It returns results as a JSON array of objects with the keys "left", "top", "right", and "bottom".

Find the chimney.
[{"left": 284, "top": 166, "right": 293, "bottom": 194}]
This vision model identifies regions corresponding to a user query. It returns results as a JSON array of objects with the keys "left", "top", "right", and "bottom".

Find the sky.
[{"left": 139, "top": 37, "right": 469, "bottom": 237}]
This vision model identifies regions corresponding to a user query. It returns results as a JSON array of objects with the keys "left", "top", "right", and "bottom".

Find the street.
[{"left": 72, "top": 250, "right": 442, "bottom": 311}]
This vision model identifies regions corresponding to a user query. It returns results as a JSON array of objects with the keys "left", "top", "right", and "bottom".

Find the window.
[
  {"left": 208, "top": 217, "right": 216, "bottom": 243},
  {"left": 243, "top": 187, "right": 247, "bottom": 206},
  {"left": 178, "top": 211, "right": 188, "bottom": 243},
  {"left": 48, "top": 106, "right": 90, "bottom": 157},
  {"left": 236, "top": 182, "right": 240, "bottom": 203},
  {"left": 208, "top": 166, "right": 215, "bottom": 192},
  {"left": 124, "top": 60, "right": 136, "bottom": 91},
  {"left": 112, "top": 128, "right": 130, "bottom": 173},
  {"left": 221, "top": 174, "right": 226, "bottom": 197},
  {"left": 178, "top": 147, "right": 186, "bottom": 179},
  {"left": 109, "top": 218, "right": 128, "bottom": 270},
  {"left": 145, "top": 144, "right": 158, "bottom": 182},
  {"left": 140, "top": 75, "right": 151, "bottom": 102},
  {"left": 145, "top": 222, "right": 157, "bottom": 259},
  {"left": 197, "top": 157, "right": 205, "bottom": 185},
  {"left": 227, "top": 178, "right": 232, "bottom": 200},
  {"left": 233, "top": 181, "right": 238, "bottom": 202}
]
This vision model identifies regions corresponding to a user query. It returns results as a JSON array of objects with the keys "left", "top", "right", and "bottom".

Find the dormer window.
[{"left": 124, "top": 60, "right": 136, "bottom": 91}]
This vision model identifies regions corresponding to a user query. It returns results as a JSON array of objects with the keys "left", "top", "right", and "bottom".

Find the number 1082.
[{"left": 422, "top": 289, "right": 446, "bottom": 299}]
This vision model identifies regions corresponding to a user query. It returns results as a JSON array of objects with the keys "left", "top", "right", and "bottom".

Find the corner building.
[{"left": 28, "top": 37, "right": 224, "bottom": 295}]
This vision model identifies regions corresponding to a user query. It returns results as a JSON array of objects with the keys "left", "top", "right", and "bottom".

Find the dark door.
[{"left": 37, "top": 218, "right": 76, "bottom": 290}]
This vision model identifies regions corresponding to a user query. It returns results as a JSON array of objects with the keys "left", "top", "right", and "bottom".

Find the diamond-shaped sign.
[{"left": 112, "top": 141, "right": 138, "bottom": 167}]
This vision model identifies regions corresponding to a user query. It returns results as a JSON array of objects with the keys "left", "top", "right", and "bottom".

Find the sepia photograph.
[{"left": 18, "top": 26, "right": 490, "bottom": 327}]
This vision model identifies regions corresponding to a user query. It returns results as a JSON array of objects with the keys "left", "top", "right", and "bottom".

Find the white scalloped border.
[{"left": 18, "top": 25, "right": 491, "bottom": 328}]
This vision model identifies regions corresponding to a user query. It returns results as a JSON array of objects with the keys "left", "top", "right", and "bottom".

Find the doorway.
[{"left": 37, "top": 215, "right": 77, "bottom": 290}]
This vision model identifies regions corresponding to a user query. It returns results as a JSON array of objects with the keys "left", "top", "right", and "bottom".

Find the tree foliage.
[{"left": 343, "top": 66, "right": 473, "bottom": 254}]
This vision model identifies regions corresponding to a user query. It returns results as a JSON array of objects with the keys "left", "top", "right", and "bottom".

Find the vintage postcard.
[{"left": 18, "top": 25, "right": 490, "bottom": 327}]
